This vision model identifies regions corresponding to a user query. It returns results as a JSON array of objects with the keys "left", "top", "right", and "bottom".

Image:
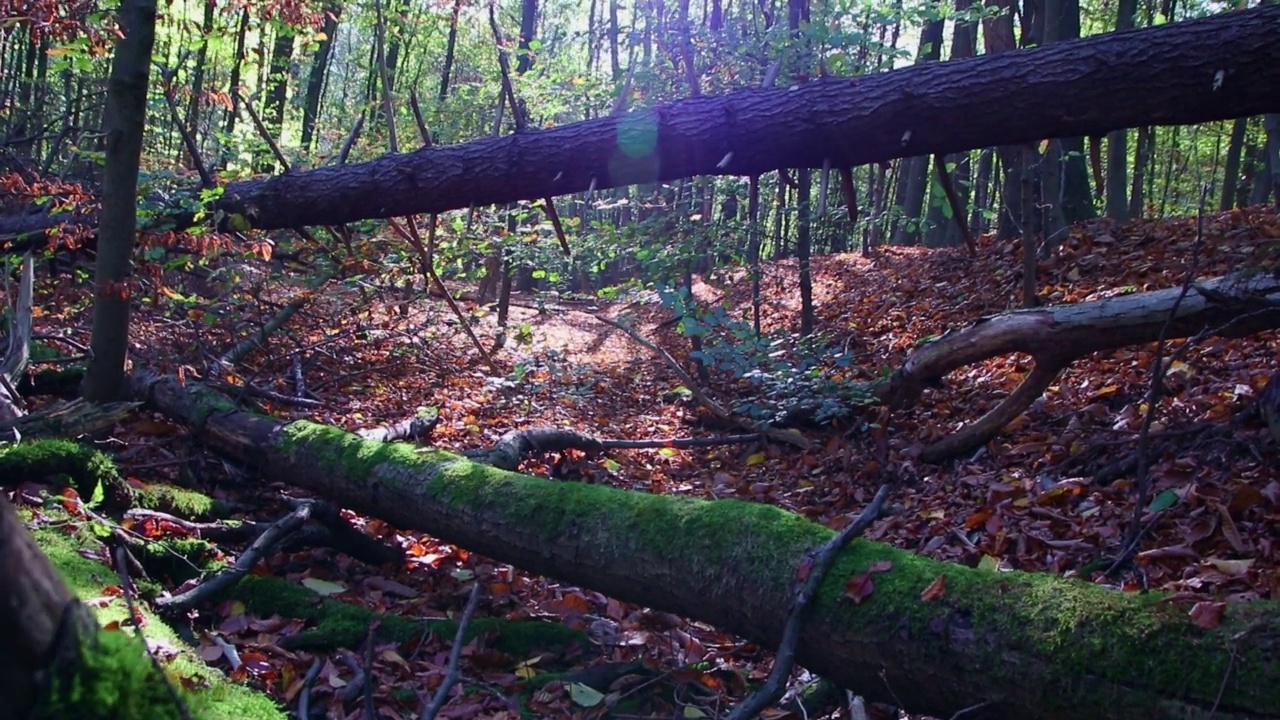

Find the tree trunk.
[
  {"left": 0, "top": 494, "right": 100, "bottom": 720},
  {"left": 1264, "top": 114, "right": 1280, "bottom": 207},
  {"left": 259, "top": 24, "right": 295, "bottom": 173},
  {"left": 223, "top": 9, "right": 250, "bottom": 137},
  {"left": 890, "top": 18, "right": 944, "bottom": 246},
  {"left": 300, "top": 1, "right": 342, "bottom": 151},
  {"left": 82, "top": 0, "right": 156, "bottom": 403},
  {"left": 797, "top": 169, "right": 814, "bottom": 334},
  {"left": 205, "top": 6, "right": 1280, "bottom": 231},
  {"left": 438, "top": 0, "right": 463, "bottom": 104},
  {"left": 1219, "top": 117, "right": 1248, "bottom": 211},
  {"left": 128, "top": 354, "right": 1280, "bottom": 720},
  {"left": 1104, "top": 0, "right": 1137, "bottom": 225}
]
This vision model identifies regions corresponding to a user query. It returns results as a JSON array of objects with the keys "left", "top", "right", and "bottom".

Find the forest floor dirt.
[{"left": 22, "top": 204, "right": 1280, "bottom": 719}]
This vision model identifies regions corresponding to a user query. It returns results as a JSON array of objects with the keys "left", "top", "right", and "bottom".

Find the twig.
[
  {"left": 419, "top": 581, "right": 484, "bottom": 720},
  {"left": 112, "top": 546, "right": 194, "bottom": 720},
  {"left": 594, "top": 314, "right": 811, "bottom": 449},
  {"left": 726, "top": 483, "right": 893, "bottom": 720},
  {"left": 385, "top": 216, "right": 501, "bottom": 374},
  {"left": 1106, "top": 184, "right": 1209, "bottom": 576},
  {"left": 156, "top": 502, "right": 313, "bottom": 613},
  {"left": 234, "top": 91, "right": 291, "bottom": 172},
  {"left": 297, "top": 658, "right": 323, "bottom": 720}
]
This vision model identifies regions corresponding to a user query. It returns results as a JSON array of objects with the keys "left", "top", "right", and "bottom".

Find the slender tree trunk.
[
  {"left": 748, "top": 175, "right": 762, "bottom": 335},
  {"left": 984, "top": 0, "right": 1021, "bottom": 240},
  {"left": 438, "top": 0, "right": 463, "bottom": 103},
  {"left": 797, "top": 169, "right": 814, "bottom": 334},
  {"left": 184, "top": 0, "right": 216, "bottom": 138},
  {"left": 224, "top": 9, "right": 250, "bottom": 136},
  {"left": 609, "top": 0, "right": 622, "bottom": 81},
  {"left": 301, "top": 2, "right": 342, "bottom": 151},
  {"left": 890, "top": 17, "right": 944, "bottom": 246},
  {"left": 1103, "top": 0, "right": 1136, "bottom": 221},
  {"left": 258, "top": 24, "right": 295, "bottom": 172},
  {"left": 969, "top": 148, "right": 993, "bottom": 234},
  {"left": 1264, "top": 114, "right": 1280, "bottom": 207},
  {"left": 517, "top": 0, "right": 538, "bottom": 73},
  {"left": 927, "top": 0, "right": 977, "bottom": 247},
  {"left": 1219, "top": 117, "right": 1248, "bottom": 211},
  {"left": 1129, "top": 125, "right": 1152, "bottom": 218},
  {"left": 83, "top": 0, "right": 157, "bottom": 403}
]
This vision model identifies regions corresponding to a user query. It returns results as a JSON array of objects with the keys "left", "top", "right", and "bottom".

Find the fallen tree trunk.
[
  {"left": 129, "top": 372, "right": 1280, "bottom": 720},
  {"left": 877, "top": 271, "right": 1280, "bottom": 460},
  {"left": 211, "top": 6, "right": 1280, "bottom": 230},
  {"left": 3, "top": 6, "right": 1277, "bottom": 245}
]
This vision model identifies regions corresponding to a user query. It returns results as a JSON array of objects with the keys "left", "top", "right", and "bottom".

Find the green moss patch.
[
  {"left": 0, "top": 439, "right": 120, "bottom": 503},
  {"left": 31, "top": 515, "right": 285, "bottom": 720},
  {"left": 133, "top": 483, "right": 225, "bottom": 519},
  {"left": 233, "top": 575, "right": 587, "bottom": 659}
]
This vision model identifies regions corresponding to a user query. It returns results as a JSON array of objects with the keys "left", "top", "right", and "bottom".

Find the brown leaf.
[
  {"left": 843, "top": 574, "right": 875, "bottom": 604},
  {"left": 1188, "top": 601, "right": 1225, "bottom": 629},
  {"left": 920, "top": 574, "right": 947, "bottom": 602}
]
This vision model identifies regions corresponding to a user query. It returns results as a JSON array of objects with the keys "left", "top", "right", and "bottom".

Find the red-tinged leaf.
[
  {"left": 963, "top": 510, "right": 991, "bottom": 530},
  {"left": 920, "top": 574, "right": 947, "bottom": 602},
  {"left": 843, "top": 574, "right": 875, "bottom": 604},
  {"left": 1188, "top": 601, "right": 1225, "bottom": 629},
  {"left": 868, "top": 560, "right": 893, "bottom": 573}
]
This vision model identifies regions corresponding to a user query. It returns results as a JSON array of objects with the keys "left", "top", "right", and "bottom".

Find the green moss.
[
  {"left": 34, "top": 623, "right": 183, "bottom": 720},
  {"left": 276, "top": 420, "right": 1280, "bottom": 712},
  {"left": 31, "top": 518, "right": 285, "bottom": 720},
  {"left": 0, "top": 439, "right": 120, "bottom": 503},
  {"left": 133, "top": 484, "right": 224, "bottom": 519},
  {"left": 233, "top": 575, "right": 586, "bottom": 657},
  {"left": 139, "top": 536, "right": 226, "bottom": 584}
]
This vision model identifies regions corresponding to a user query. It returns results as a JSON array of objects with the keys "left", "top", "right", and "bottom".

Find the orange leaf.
[{"left": 920, "top": 574, "right": 947, "bottom": 602}]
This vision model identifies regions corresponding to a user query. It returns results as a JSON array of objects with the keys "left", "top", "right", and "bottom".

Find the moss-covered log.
[{"left": 128, "top": 372, "right": 1280, "bottom": 720}]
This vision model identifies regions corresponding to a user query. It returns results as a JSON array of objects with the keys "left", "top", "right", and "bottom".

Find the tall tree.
[
  {"left": 438, "top": 0, "right": 465, "bottom": 103},
  {"left": 1219, "top": 118, "right": 1248, "bottom": 211},
  {"left": 300, "top": 1, "right": 342, "bottom": 151},
  {"left": 1104, "top": 0, "right": 1137, "bottom": 221},
  {"left": 1045, "top": 0, "right": 1094, "bottom": 228},
  {"left": 83, "top": 0, "right": 157, "bottom": 402},
  {"left": 890, "top": 14, "right": 944, "bottom": 246},
  {"left": 925, "top": 0, "right": 978, "bottom": 247}
]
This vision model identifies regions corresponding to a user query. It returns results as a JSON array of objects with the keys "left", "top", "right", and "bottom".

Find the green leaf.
[
  {"left": 568, "top": 683, "right": 605, "bottom": 707},
  {"left": 603, "top": 457, "right": 621, "bottom": 472},
  {"left": 301, "top": 578, "right": 347, "bottom": 596},
  {"left": 1148, "top": 488, "right": 1180, "bottom": 513}
]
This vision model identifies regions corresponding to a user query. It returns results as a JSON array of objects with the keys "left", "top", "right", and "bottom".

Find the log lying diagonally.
[
  {"left": 877, "top": 271, "right": 1280, "bottom": 461},
  {"left": 129, "top": 372, "right": 1280, "bottom": 720},
  {"left": 213, "top": 6, "right": 1280, "bottom": 230}
]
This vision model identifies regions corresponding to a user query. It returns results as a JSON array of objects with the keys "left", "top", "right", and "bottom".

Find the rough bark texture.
[
  {"left": 0, "top": 495, "right": 98, "bottom": 720},
  {"left": 128, "top": 371, "right": 1280, "bottom": 720},
  {"left": 82, "top": 0, "right": 156, "bottom": 403},
  {"left": 215, "top": 6, "right": 1280, "bottom": 230}
]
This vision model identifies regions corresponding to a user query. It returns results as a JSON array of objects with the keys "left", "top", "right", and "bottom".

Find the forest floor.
[{"left": 20, "top": 204, "right": 1280, "bottom": 719}]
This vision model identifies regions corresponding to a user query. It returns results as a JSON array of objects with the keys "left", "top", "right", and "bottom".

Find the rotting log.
[
  {"left": 876, "top": 271, "right": 1280, "bottom": 461},
  {"left": 128, "top": 371, "right": 1280, "bottom": 720}
]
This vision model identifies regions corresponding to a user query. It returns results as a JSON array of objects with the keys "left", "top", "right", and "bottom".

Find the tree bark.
[
  {"left": 212, "top": 6, "right": 1280, "bottom": 231},
  {"left": 82, "top": 0, "right": 156, "bottom": 403},
  {"left": 1219, "top": 117, "right": 1248, "bottom": 211},
  {"left": 300, "top": 1, "right": 342, "bottom": 151},
  {"left": 879, "top": 271, "right": 1280, "bottom": 460},
  {"left": 0, "top": 494, "right": 99, "bottom": 720},
  {"left": 128, "top": 368, "right": 1280, "bottom": 720}
]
